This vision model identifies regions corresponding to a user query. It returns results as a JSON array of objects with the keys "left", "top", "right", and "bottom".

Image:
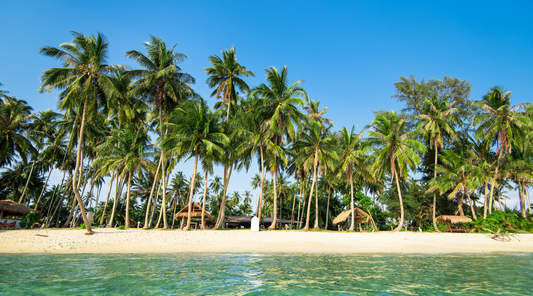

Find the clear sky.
[{"left": 1, "top": 1, "right": 532, "bottom": 210}]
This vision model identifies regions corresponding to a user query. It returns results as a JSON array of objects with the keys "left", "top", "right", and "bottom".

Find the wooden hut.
[
  {"left": 174, "top": 202, "right": 212, "bottom": 229},
  {"left": 333, "top": 208, "right": 374, "bottom": 231},
  {"left": 436, "top": 215, "right": 472, "bottom": 233},
  {"left": 0, "top": 200, "right": 39, "bottom": 217}
]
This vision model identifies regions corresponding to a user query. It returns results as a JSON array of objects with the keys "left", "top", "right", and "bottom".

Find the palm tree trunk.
[
  {"left": 291, "top": 185, "right": 297, "bottom": 222},
  {"left": 483, "top": 182, "right": 489, "bottom": 219},
  {"left": 314, "top": 174, "right": 319, "bottom": 229},
  {"left": 465, "top": 190, "right": 477, "bottom": 220},
  {"left": 71, "top": 101, "right": 92, "bottom": 234},
  {"left": 304, "top": 151, "right": 318, "bottom": 231},
  {"left": 93, "top": 185, "right": 102, "bottom": 213},
  {"left": 184, "top": 151, "right": 199, "bottom": 231},
  {"left": 527, "top": 186, "right": 531, "bottom": 215},
  {"left": 201, "top": 170, "right": 209, "bottom": 230},
  {"left": 350, "top": 173, "right": 355, "bottom": 231},
  {"left": 268, "top": 157, "right": 278, "bottom": 230},
  {"left": 488, "top": 153, "right": 501, "bottom": 214},
  {"left": 214, "top": 165, "right": 233, "bottom": 229},
  {"left": 458, "top": 193, "right": 465, "bottom": 216},
  {"left": 34, "top": 166, "right": 53, "bottom": 211},
  {"left": 19, "top": 160, "right": 36, "bottom": 204},
  {"left": 125, "top": 171, "right": 132, "bottom": 229},
  {"left": 325, "top": 185, "right": 331, "bottom": 230},
  {"left": 257, "top": 145, "right": 266, "bottom": 222},
  {"left": 107, "top": 174, "right": 121, "bottom": 227},
  {"left": 144, "top": 160, "right": 161, "bottom": 228},
  {"left": 393, "top": 170, "right": 405, "bottom": 231},
  {"left": 99, "top": 172, "right": 115, "bottom": 226},
  {"left": 149, "top": 184, "right": 161, "bottom": 228},
  {"left": 520, "top": 183, "right": 526, "bottom": 218},
  {"left": 433, "top": 146, "right": 440, "bottom": 231},
  {"left": 297, "top": 179, "right": 303, "bottom": 229}
]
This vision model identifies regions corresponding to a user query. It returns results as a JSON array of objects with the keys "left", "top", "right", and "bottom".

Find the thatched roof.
[
  {"left": 174, "top": 202, "right": 212, "bottom": 220},
  {"left": 436, "top": 215, "right": 472, "bottom": 224},
  {"left": 0, "top": 200, "right": 39, "bottom": 217},
  {"left": 333, "top": 208, "right": 371, "bottom": 224}
]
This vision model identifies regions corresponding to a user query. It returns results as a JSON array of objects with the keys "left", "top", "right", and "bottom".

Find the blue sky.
[{"left": 1, "top": 1, "right": 532, "bottom": 210}]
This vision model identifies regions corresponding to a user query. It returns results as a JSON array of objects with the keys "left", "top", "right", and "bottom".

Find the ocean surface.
[{"left": 0, "top": 253, "right": 532, "bottom": 295}]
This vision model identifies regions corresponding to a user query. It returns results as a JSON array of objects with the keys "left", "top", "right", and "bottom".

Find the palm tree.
[
  {"left": 429, "top": 150, "right": 480, "bottom": 219},
  {"left": 303, "top": 100, "right": 335, "bottom": 130},
  {"left": 93, "top": 126, "right": 154, "bottom": 228},
  {"left": 0, "top": 97, "right": 36, "bottom": 168},
  {"left": 165, "top": 99, "right": 228, "bottom": 231},
  {"left": 126, "top": 35, "right": 197, "bottom": 229},
  {"left": 475, "top": 86, "right": 529, "bottom": 215},
  {"left": 204, "top": 46, "right": 254, "bottom": 122},
  {"left": 39, "top": 32, "right": 122, "bottom": 234},
  {"left": 336, "top": 126, "right": 366, "bottom": 230},
  {"left": 250, "top": 66, "right": 308, "bottom": 229},
  {"left": 295, "top": 121, "right": 337, "bottom": 230},
  {"left": 417, "top": 96, "right": 457, "bottom": 231},
  {"left": 0, "top": 82, "right": 11, "bottom": 101},
  {"left": 367, "top": 111, "right": 426, "bottom": 231}
]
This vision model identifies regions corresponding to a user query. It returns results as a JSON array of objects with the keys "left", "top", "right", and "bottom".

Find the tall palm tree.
[
  {"left": 126, "top": 35, "right": 197, "bottom": 229},
  {"left": 367, "top": 111, "right": 426, "bottom": 231},
  {"left": 0, "top": 97, "right": 36, "bottom": 168},
  {"left": 336, "top": 126, "right": 366, "bottom": 230},
  {"left": 295, "top": 121, "right": 337, "bottom": 230},
  {"left": 165, "top": 99, "right": 228, "bottom": 231},
  {"left": 204, "top": 46, "right": 254, "bottom": 122},
  {"left": 250, "top": 66, "right": 308, "bottom": 229},
  {"left": 303, "top": 100, "right": 335, "bottom": 130},
  {"left": 39, "top": 32, "right": 119, "bottom": 234},
  {"left": 417, "top": 96, "right": 457, "bottom": 231},
  {"left": 475, "top": 87, "right": 529, "bottom": 215}
]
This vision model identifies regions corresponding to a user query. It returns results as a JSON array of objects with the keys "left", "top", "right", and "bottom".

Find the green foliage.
[
  {"left": 18, "top": 211, "right": 37, "bottom": 229},
  {"left": 117, "top": 225, "right": 125, "bottom": 230},
  {"left": 465, "top": 212, "right": 533, "bottom": 233},
  {"left": 80, "top": 223, "right": 86, "bottom": 229}
]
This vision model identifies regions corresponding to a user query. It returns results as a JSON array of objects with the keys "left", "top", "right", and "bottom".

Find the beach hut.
[
  {"left": 333, "top": 208, "right": 374, "bottom": 231},
  {"left": 174, "top": 202, "right": 212, "bottom": 229},
  {"left": 0, "top": 200, "right": 40, "bottom": 229},
  {"left": 436, "top": 215, "right": 472, "bottom": 233}
]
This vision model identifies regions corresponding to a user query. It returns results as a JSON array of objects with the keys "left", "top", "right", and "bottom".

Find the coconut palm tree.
[
  {"left": 367, "top": 111, "right": 426, "bottom": 231},
  {"left": 204, "top": 46, "right": 254, "bottom": 122},
  {"left": 0, "top": 97, "right": 36, "bottom": 168},
  {"left": 0, "top": 82, "right": 11, "bottom": 101},
  {"left": 417, "top": 96, "right": 457, "bottom": 231},
  {"left": 295, "top": 121, "right": 337, "bottom": 230},
  {"left": 250, "top": 66, "right": 308, "bottom": 229},
  {"left": 93, "top": 125, "right": 154, "bottom": 228},
  {"left": 39, "top": 32, "right": 122, "bottom": 234},
  {"left": 475, "top": 86, "right": 529, "bottom": 215},
  {"left": 126, "top": 35, "right": 197, "bottom": 229},
  {"left": 165, "top": 99, "right": 228, "bottom": 230},
  {"left": 336, "top": 126, "right": 366, "bottom": 230},
  {"left": 303, "top": 100, "right": 335, "bottom": 130}
]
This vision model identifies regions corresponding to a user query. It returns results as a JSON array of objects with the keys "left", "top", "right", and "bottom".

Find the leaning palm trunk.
[
  {"left": 34, "top": 166, "right": 53, "bottom": 211},
  {"left": 201, "top": 170, "right": 209, "bottom": 230},
  {"left": 125, "top": 171, "right": 133, "bottom": 229},
  {"left": 107, "top": 175, "right": 122, "bottom": 227},
  {"left": 144, "top": 160, "right": 162, "bottom": 228},
  {"left": 314, "top": 175, "right": 319, "bottom": 229},
  {"left": 70, "top": 102, "right": 92, "bottom": 234},
  {"left": 213, "top": 165, "right": 232, "bottom": 229},
  {"left": 393, "top": 170, "right": 405, "bottom": 231},
  {"left": 519, "top": 183, "right": 526, "bottom": 218},
  {"left": 18, "top": 160, "right": 36, "bottom": 204},
  {"left": 148, "top": 185, "right": 162, "bottom": 228},
  {"left": 304, "top": 151, "right": 318, "bottom": 231},
  {"left": 99, "top": 172, "right": 116, "bottom": 225},
  {"left": 350, "top": 174, "right": 355, "bottom": 231},
  {"left": 483, "top": 182, "right": 489, "bottom": 219},
  {"left": 432, "top": 146, "right": 440, "bottom": 231},
  {"left": 297, "top": 180, "right": 303, "bottom": 229},
  {"left": 184, "top": 152, "right": 199, "bottom": 231},
  {"left": 268, "top": 158, "right": 278, "bottom": 230},
  {"left": 465, "top": 190, "right": 477, "bottom": 220},
  {"left": 291, "top": 187, "right": 297, "bottom": 222}
]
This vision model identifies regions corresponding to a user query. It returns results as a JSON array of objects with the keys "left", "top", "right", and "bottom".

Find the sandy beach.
[{"left": 1, "top": 228, "right": 532, "bottom": 254}]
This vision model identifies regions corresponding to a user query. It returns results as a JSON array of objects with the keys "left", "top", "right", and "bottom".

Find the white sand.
[{"left": 1, "top": 228, "right": 532, "bottom": 254}]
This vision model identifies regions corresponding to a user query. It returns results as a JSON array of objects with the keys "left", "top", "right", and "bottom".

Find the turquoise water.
[{"left": 0, "top": 253, "right": 532, "bottom": 295}]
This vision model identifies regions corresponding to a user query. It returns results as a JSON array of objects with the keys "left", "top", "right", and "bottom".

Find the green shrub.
[
  {"left": 19, "top": 211, "right": 37, "bottom": 229},
  {"left": 80, "top": 223, "right": 86, "bottom": 229},
  {"left": 117, "top": 225, "right": 125, "bottom": 230}
]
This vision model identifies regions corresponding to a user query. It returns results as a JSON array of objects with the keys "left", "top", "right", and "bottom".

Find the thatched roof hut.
[
  {"left": 333, "top": 208, "right": 371, "bottom": 224},
  {"left": 174, "top": 202, "right": 212, "bottom": 220},
  {"left": 436, "top": 215, "right": 472, "bottom": 224},
  {"left": 0, "top": 200, "right": 39, "bottom": 217}
]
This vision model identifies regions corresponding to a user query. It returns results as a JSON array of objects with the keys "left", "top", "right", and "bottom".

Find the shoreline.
[{"left": 1, "top": 228, "right": 532, "bottom": 254}]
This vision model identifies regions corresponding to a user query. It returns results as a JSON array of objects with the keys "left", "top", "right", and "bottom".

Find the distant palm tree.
[
  {"left": 0, "top": 97, "right": 36, "bottom": 168},
  {"left": 418, "top": 96, "right": 457, "bottom": 231},
  {"left": 336, "top": 126, "right": 366, "bottom": 230},
  {"left": 303, "top": 100, "right": 334, "bottom": 129},
  {"left": 295, "top": 121, "right": 337, "bottom": 230},
  {"left": 367, "top": 111, "right": 426, "bottom": 231},
  {"left": 204, "top": 46, "right": 254, "bottom": 122},
  {"left": 0, "top": 82, "right": 11, "bottom": 101},
  {"left": 165, "top": 99, "right": 228, "bottom": 230}
]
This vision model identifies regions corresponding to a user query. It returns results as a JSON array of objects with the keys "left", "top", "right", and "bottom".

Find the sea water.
[{"left": 0, "top": 253, "right": 531, "bottom": 295}]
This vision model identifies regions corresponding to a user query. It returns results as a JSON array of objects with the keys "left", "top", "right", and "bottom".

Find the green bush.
[
  {"left": 117, "top": 225, "right": 125, "bottom": 230},
  {"left": 465, "top": 212, "right": 533, "bottom": 233},
  {"left": 19, "top": 211, "right": 37, "bottom": 229},
  {"left": 80, "top": 223, "right": 86, "bottom": 229}
]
